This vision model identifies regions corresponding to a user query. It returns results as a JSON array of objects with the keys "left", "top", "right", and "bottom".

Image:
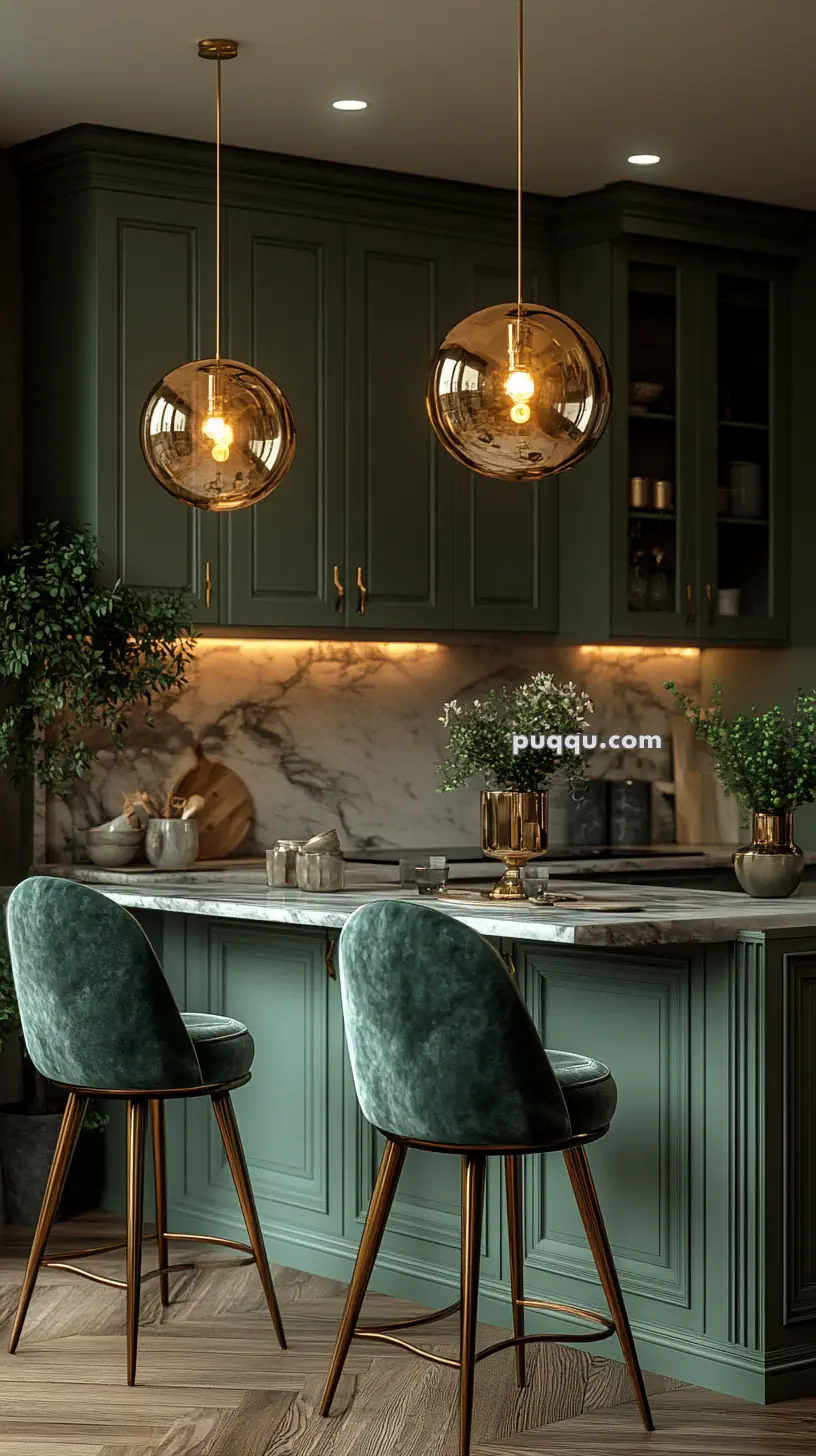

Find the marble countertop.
[
  {"left": 34, "top": 843, "right": 762, "bottom": 891},
  {"left": 36, "top": 867, "right": 816, "bottom": 947}
]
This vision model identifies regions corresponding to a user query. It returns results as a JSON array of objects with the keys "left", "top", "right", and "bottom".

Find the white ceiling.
[{"left": 3, "top": 0, "right": 816, "bottom": 211}]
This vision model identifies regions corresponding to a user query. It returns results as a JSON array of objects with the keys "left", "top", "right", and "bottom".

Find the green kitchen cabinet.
[
  {"left": 343, "top": 224, "right": 460, "bottom": 631},
  {"left": 558, "top": 231, "right": 794, "bottom": 645},
  {"left": 223, "top": 207, "right": 346, "bottom": 628},
  {"left": 449, "top": 241, "right": 559, "bottom": 633},
  {"left": 20, "top": 184, "right": 220, "bottom": 623}
]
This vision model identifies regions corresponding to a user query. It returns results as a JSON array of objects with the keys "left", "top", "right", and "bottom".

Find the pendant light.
[
  {"left": 140, "top": 40, "right": 296, "bottom": 510},
  {"left": 426, "top": 0, "right": 611, "bottom": 482}
]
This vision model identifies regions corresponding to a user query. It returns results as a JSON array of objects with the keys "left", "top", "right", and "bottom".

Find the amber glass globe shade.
[
  {"left": 140, "top": 358, "right": 296, "bottom": 510},
  {"left": 426, "top": 303, "right": 611, "bottom": 482}
]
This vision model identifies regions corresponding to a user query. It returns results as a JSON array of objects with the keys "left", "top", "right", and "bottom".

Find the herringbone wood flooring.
[{"left": 0, "top": 1213, "right": 813, "bottom": 1454}]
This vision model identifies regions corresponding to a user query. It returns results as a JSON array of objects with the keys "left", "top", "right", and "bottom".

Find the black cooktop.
[{"left": 344, "top": 845, "right": 704, "bottom": 864}]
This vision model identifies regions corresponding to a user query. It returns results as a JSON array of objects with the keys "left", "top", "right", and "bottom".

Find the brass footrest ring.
[{"left": 40, "top": 1230, "right": 257, "bottom": 1289}]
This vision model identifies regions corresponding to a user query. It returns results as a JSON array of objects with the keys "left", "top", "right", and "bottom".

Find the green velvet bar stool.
[
  {"left": 4, "top": 876, "right": 286, "bottom": 1385},
  {"left": 320, "top": 899, "right": 654, "bottom": 1456}
]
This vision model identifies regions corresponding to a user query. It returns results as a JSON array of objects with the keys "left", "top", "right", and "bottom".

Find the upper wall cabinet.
[
  {"left": 344, "top": 224, "right": 460, "bottom": 632},
  {"left": 14, "top": 130, "right": 805, "bottom": 643},
  {"left": 558, "top": 232, "right": 794, "bottom": 646},
  {"left": 448, "top": 240, "right": 557, "bottom": 633},
  {"left": 21, "top": 186, "right": 220, "bottom": 624},
  {"left": 224, "top": 208, "right": 345, "bottom": 629}
]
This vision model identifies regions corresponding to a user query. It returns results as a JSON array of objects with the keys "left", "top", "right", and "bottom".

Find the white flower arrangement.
[{"left": 437, "top": 672, "right": 593, "bottom": 793}]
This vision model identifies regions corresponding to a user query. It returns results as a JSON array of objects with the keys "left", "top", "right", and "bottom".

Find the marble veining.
[
  {"left": 43, "top": 868, "right": 816, "bottom": 948},
  {"left": 45, "top": 641, "right": 706, "bottom": 863}
]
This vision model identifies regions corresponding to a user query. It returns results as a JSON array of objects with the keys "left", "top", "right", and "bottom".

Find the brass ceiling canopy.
[
  {"left": 426, "top": 0, "right": 611, "bottom": 482},
  {"left": 140, "top": 38, "right": 296, "bottom": 511}
]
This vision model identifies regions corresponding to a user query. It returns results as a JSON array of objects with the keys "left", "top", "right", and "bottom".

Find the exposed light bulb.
[
  {"left": 510, "top": 401, "right": 531, "bottom": 424},
  {"left": 202, "top": 413, "right": 234, "bottom": 446},
  {"left": 211, "top": 442, "right": 231, "bottom": 464},
  {"left": 505, "top": 368, "right": 535, "bottom": 402}
]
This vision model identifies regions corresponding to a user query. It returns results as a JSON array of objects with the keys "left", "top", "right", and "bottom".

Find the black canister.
[
  {"left": 565, "top": 779, "right": 609, "bottom": 847},
  {"left": 608, "top": 779, "right": 651, "bottom": 847}
]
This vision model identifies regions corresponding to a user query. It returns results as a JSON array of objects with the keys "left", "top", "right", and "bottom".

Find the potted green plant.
[
  {"left": 665, "top": 680, "right": 816, "bottom": 898},
  {"left": 437, "top": 673, "right": 593, "bottom": 900},
  {"left": 0, "top": 920, "right": 108, "bottom": 1225},
  {"left": 0, "top": 520, "right": 196, "bottom": 1222},
  {"left": 0, "top": 520, "right": 196, "bottom": 793}
]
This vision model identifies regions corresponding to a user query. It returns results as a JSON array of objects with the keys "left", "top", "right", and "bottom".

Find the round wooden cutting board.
[{"left": 171, "top": 747, "right": 253, "bottom": 861}]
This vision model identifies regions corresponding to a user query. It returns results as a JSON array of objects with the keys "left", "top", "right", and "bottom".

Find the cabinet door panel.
[
  {"left": 95, "top": 193, "right": 219, "bottom": 620},
  {"left": 452, "top": 246, "right": 558, "bottom": 631},
  {"left": 696, "top": 253, "right": 790, "bottom": 644},
  {"left": 610, "top": 242, "right": 699, "bottom": 639},
  {"left": 175, "top": 920, "right": 345, "bottom": 1240},
  {"left": 346, "top": 226, "right": 454, "bottom": 630},
  {"left": 225, "top": 210, "right": 345, "bottom": 627}
]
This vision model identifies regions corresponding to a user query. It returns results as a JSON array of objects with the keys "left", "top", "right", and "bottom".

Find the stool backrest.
[
  {"left": 338, "top": 899, "right": 571, "bottom": 1148},
  {"left": 6, "top": 877, "right": 202, "bottom": 1091}
]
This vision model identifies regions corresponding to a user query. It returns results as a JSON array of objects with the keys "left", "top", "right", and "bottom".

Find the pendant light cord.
[
  {"left": 215, "top": 55, "right": 222, "bottom": 363},
  {"left": 516, "top": 0, "right": 524, "bottom": 325}
]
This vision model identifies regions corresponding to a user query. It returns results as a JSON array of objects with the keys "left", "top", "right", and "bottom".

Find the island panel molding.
[
  {"left": 783, "top": 947, "right": 816, "bottom": 1326},
  {"left": 520, "top": 947, "right": 698, "bottom": 1315}
]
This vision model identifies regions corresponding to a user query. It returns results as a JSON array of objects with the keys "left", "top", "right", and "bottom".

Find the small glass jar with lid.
[{"left": 266, "top": 839, "right": 307, "bottom": 888}]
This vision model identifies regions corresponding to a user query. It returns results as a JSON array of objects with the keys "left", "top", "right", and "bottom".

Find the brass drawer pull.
[
  {"left": 706, "top": 581, "right": 714, "bottom": 626},
  {"left": 333, "top": 565, "right": 344, "bottom": 613},
  {"left": 326, "top": 938, "right": 337, "bottom": 980},
  {"left": 685, "top": 583, "right": 694, "bottom": 627},
  {"left": 205, "top": 559, "right": 212, "bottom": 610},
  {"left": 356, "top": 566, "right": 367, "bottom": 615}
]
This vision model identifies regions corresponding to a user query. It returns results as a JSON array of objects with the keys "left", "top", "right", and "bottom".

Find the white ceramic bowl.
[{"left": 86, "top": 839, "right": 141, "bottom": 868}]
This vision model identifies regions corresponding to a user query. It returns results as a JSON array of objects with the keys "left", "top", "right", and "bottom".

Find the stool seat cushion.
[
  {"left": 182, "top": 1013, "right": 255, "bottom": 1085},
  {"left": 546, "top": 1049, "right": 617, "bottom": 1135}
]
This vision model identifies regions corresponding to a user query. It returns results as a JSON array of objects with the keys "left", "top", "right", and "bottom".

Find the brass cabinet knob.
[
  {"left": 205, "top": 559, "right": 212, "bottom": 610},
  {"left": 325, "top": 938, "right": 337, "bottom": 980},
  {"left": 333, "top": 565, "right": 344, "bottom": 613},
  {"left": 356, "top": 566, "right": 367, "bottom": 616},
  {"left": 685, "top": 583, "right": 694, "bottom": 627}
]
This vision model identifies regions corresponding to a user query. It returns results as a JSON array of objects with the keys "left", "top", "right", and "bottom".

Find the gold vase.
[
  {"left": 480, "top": 790, "right": 548, "bottom": 901},
  {"left": 733, "top": 810, "right": 805, "bottom": 899}
]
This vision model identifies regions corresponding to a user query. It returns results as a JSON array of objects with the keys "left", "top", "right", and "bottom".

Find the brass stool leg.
[
  {"left": 320, "top": 1137, "right": 407, "bottom": 1417},
  {"left": 459, "top": 1153, "right": 486, "bottom": 1456},
  {"left": 8, "top": 1092, "right": 89, "bottom": 1354},
  {"left": 126, "top": 1099, "right": 147, "bottom": 1387},
  {"left": 564, "top": 1146, "right": 654, "bottom": 1432},
  {"left": 150, "top": 1099, "right": 170, "bottom": 1308},
  {"left": 504, "top": 1153, "right": 526, "bottom": 1388},
  {"left": 211, "top": 1091, "right": 286, "bottom": 1350}
]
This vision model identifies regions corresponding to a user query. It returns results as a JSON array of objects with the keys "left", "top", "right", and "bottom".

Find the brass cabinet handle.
[
  {"left": 205, "top": 559, "right": 212, "bottom": 610},
  {"left": 325, "top": 938, "right": 337, "bottom": 980},
  {"left": 356, "top": 566, "right": 368, "bottom": 616},
  {"left": 706, "top": 582, "right": 714, "bottom": 627},
  {"left": 685, "top": 583, "right": 694, "bottom": 627},
  {"left": 506, "top": 952, "right": 517, "bottom": 979},
  {"left": 333, "top": 565, "right": 344, "bottom": 613}
]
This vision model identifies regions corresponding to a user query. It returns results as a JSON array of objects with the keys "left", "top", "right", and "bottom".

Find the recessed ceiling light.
[
  {"left": 333, "top": 99, "right": 368, "bottom": 111},
  {"left": 628, "top": 153, "right": 660, "bottom": 166}
]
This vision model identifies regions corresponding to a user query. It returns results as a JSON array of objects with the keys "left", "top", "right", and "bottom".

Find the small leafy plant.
[
  {"left": 0, "top": 521, "right": 196, "bottom": 793},
  {"left": 437, "top": 673, "right": 593, "bottom": 794},
  {"left": 665, "top": 679, "right": 816, "bottom": 813}
]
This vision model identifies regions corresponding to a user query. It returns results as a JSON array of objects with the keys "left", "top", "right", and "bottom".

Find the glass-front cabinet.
[{"left": 611, "top": 242, "right": 790, "bottom": 643}]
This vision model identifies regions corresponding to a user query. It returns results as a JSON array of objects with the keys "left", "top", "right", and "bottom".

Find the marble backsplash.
[{"left": 44, "top": 639, "right": 704, "bottom": 862}]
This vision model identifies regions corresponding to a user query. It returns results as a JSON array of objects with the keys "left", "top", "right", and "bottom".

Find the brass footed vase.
[
  {"left": 733, "top": 810, "right": 805, "bottom": 899},
  {"left": 481, "top": 790, "right": 548, "bottom": 901}
]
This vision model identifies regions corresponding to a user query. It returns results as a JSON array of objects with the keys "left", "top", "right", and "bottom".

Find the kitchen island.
[{"left": 48, "top": 871, "right": 816, "bottom": 1404}]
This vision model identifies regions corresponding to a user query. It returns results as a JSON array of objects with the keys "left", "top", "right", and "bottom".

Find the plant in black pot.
[{"left": 0, "top": 922, "right": 108, "bottom": 1226}]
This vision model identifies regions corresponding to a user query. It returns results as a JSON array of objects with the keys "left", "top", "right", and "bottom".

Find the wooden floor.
[{"left": 0, "top": 1214, "right": 813, "bottom": 1455}]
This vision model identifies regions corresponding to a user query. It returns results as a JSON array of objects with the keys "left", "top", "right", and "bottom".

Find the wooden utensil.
[{"left": 170, "top": 747, "right": 253, "bottom": 860}]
